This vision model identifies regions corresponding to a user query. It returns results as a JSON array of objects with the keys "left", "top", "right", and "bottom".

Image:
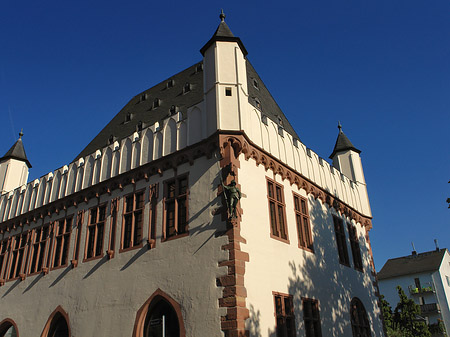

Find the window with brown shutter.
[
  {"left": 85, "top": 205, "right": 106, "bottom": 260},
  {"left": 333, "top": 216, "right": 349, "bottom": 266},
  {"left": 267, "top": 178, "right": 289, "bottom": 243},
  {"left": 273, "top": 292, "right": 296, "bottom": 337},
  {"left": 6, "top": 232, "right": 29, "bottom": 280},
  {"left": 121, "top": 190, "right": 145, "bottom": 251},
  {"left": 163, "top": 175, "right": 188, "bottom": 241},
  {"left": 51, "top": 216, "right": 72, "bottom": 269},
  {"left": 293, "top": 193, "right": 313, "bottom": 252},
  {"left": 28, "top": 224, "right": 51, "bottom": 275}
]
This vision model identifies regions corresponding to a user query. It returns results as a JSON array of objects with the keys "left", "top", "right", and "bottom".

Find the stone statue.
[{"left": 222, "top": 180, "right": 241, "bottom": 218}]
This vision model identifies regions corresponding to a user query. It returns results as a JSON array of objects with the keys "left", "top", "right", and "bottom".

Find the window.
[
  {"left": 140, "top": 93, "right": 147, "bottom": 101},
  {"left": 303, "top": 298, "right": 322, "bottom": 337},
  {"left": 195, "top": 63, "right": 203, "bottom": 73},
  {"left": 153, "top": 98, "right": 160, "bottom": 108},
  {"left": 72, "top": 211, "right": 84, "bottom": 267},
  {"left": 85, "top": 205, "right": 106, "bottom": 260},
  {"left": 333, "top": 216, "right": 349, "bottom": 266},
  {"left": 253, "top": 78, "right": 259, "bottom": 89},
  {"left": 148, "top": 183, "right": 158, "bottom": 248},
  {"left": 6, "top": 232, "right": 29, "bottom": 280},
  {"left": 274, "top": 293, "right": 296, "bottom": 337},
  {"left": 347, "top": 223, "right": 363, "bottom": 270},
  {"left": 267, "top": 179, "right": 288, "bottom": 242},
  {"left": 446, "top": 276, "right": 450, "bottom": 287},
  {"left": 163, "top": 176, "right": 188, "bottom": 240},
  {"left": 350, "top": 298, "right": 371, "bottom": 337},
  {"left": 225, "top": 87, "right": 232, "bottom": 96},
  {"left": 122, "top": 191, "right": 144, "bottom": 250},
  {"left": 0, "top": 239, "right": 9, "bottom": 280},
  {"left": 169, "top": 105, "right": 177, "bottom": 115},
  {"left": 167, "top": 79, "right": 174, "bottom": 88},
  {"left": 28, "top": 224, "right": 51, "bottom": 275},
  {"left": 294, "top": 193, "right": 313, "bottom": 251},
  {"left": 51, "top": 217, "right": 72, "bottom": 268},
  {"left": 262, "top": 115, "right": 268, "bottom": 125},
  {"left": 183, "top": 82, "right": 191, "bottom": 93}
]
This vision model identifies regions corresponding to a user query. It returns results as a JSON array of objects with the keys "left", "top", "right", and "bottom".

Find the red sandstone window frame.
[
  {"left": 333, "top": 215, "right": 350, "bottom": 267},
  {"left": 120, "top": 189, "right": 145, "bottom": 252},
  {"left": 27, "top": 223, "right": 52, "bottom": 276},
  {"left": 348, "top": 223, "right": 363, "bottom": 272},
  {"left": 148, "top": 183, "right": 158, "bottom": 248},
  {"left": 293, "top": 192, "right": 314, "bottom": 252},
  {"left": 5, "top": 231, "right": 30, "bottom": 281},
  {"left": 0, "top": 238, "right": 10, "bottom": 282},
  {"left": 266, "top": 178, "right": 289, "bottom": 243},
  {"left": 302, "top": 297, "right": 322, "bottom": 337},
  {"left": 71, "top": 210, "right": 84, "bottom": 268},
  {"left": 107, "top": 198, "right": 119, "bottom": 259},
  {"left": 162, "top": 175, "right": 189, "bottom": 242},
  {"left": 273, "top": 292, "right": 296, "bottom": 337},
  {"left": 50, "top": 216, "right": 72, "bottom": 270},
  {"left": 84, "top": 204, "right": 107, "bottom": 261}
]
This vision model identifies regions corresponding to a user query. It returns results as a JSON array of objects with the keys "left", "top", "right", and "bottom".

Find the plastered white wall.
[{"left": 239, "top": 157, "right": 383, "bottom": 337}]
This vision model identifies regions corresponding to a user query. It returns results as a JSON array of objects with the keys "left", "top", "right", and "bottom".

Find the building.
[
  {"left": 0, "top": 12, "right": 384, "bottom": 337},
  {"left": 378, "top": 247, "right": 450, "bottom": 336}
]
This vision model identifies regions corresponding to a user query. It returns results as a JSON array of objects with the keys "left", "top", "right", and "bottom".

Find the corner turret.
[
  {"left": 0, "top": 130, "right": 31, "bottom": 194},
  {"left": 329, "top": 122, "right": 365, "bottom": 184}
]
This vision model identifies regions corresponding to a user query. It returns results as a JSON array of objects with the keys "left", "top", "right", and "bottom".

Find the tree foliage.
[{"left": 381, "top": 286, "right": 431, "bottom": 337}]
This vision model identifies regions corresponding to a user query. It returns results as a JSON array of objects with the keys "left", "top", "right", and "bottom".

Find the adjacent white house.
[
  {"left": 0, "top": 12, "right": 384, "bottom": 337},
  {"left": 378, "top": 247, "right": 450, "bottom": 336}
]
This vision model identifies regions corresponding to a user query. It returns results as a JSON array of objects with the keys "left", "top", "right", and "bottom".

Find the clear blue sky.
[{"left": 1, "top": 1, "right": 449, "bottom": 271}]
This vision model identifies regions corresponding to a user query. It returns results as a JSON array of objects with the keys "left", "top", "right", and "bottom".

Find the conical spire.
[
  {"left": 200, "top": 10, "right": 248, "bottom": 56},
  {"left": 329, "top": 122, "right": 360, "bottom": 159},
  {"left": 1, "top": 130, "right": 32, "bottom": 168}
]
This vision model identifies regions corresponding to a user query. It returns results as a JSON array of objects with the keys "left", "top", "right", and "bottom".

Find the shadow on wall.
[{"left": 247, "top": 196, "right": 378, "bottom": 337}]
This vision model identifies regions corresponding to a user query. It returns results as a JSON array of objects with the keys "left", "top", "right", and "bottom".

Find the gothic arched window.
[{"left": 350, "top": 298, "right": 371, "bottom": 337}]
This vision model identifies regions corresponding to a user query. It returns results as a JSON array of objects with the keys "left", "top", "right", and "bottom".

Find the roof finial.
[
  {"left": 19, "top": 129, "right": 23, "bottom": 139},
  {"left": 220, "top": 9, "right": 226, "bottom": 22},
  {"left": 338, "top": 121, "right": 342, "bottom": 133}
]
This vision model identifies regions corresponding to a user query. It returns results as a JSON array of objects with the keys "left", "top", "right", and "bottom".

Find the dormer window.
[
  {"left": 277, "top": 116, "right": 283, "bottom": 127},
  {"left": 183, "top": 82, "right": 191, "bottom": 94},
  {"left": 195, "top": 63, "right": 203, "bottom": 73},
  {"left": 253, "top": 79, "right": 259, "bottom": 90},
  {"left": 109, "top": 135, "right": 114, "bottom": 145},
  {"left": 125, "top": 112, "right": 132, "bottom": 123},
  {"left": 167, "top": 79, "right": 174, "bottom": 88},
  {"left": 140, "top": 93, "right": 147, "bottom": 102},
  {"left": 169, "top": 105, "right": 177, "bottom": 115},
  {"left": 255, "top": 98, "right": 261, "bottom": 110},
  {"left": 153, "top": 98, "right": 160, "bottom": 108},
  {"left": 137, "top": 121, "right": 143, "bottom": 131}
]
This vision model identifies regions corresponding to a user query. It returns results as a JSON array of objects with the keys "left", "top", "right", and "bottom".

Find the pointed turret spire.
[
  {"left": 200, "top": 10, "right": 248, "bottom": 56},
  {"left": 1, "top": 130, "right": 32, "bottom": 168},
  {"left": 329, "top": 122, "right": 360, "bottom": 159}
]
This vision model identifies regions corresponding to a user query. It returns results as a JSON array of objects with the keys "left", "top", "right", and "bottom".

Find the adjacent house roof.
[
  {"left": 0, "top": 132, "right": 32, "bottom": 168},
  {"left": 377, "top": 249, "right": 447, "bottom": 280},
  {"left": 329, "top": 124, "right": 361, "bottom": 159}
]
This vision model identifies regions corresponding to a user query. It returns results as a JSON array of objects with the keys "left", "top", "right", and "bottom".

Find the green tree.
[
  {"left": 380, "top": 295, "right": 402, "bottom": 337},
  {"left": 393, "top": 286, "right": 431, "bottom": 337}
]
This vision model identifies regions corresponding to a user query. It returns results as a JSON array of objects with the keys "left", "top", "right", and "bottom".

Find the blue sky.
[{"left": 1, "top": 0, "right": 449, "bottom": 271}]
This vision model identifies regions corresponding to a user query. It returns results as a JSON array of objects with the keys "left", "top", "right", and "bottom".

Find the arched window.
[
  {"left": 41, "top": 306, "right": 70, "bottom": 337},
  {"left": 133, "top": 289, "right": 185, "bottom": 337},
  {"left": 350, "top": 298, "right": 371, "bottom": 337},
  {"left": 0, "top": 318, "right": 18, "bottom": 337}
]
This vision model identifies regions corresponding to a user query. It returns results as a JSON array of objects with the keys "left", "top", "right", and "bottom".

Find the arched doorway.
[
  {"left": 133, "top": 289, "right": 185, "bottom": 337},
  {"left": 0, "top": 319, "right": 18, "bottom": 337},
  {"left": 41, "top": 306, "right": 71, "bottom": 337},
  {"left": 144, "top": 299, "right": 180, "bottom": 337}
]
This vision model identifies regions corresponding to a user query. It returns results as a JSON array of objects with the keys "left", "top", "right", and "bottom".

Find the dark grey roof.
[
  {"left": 378, "top": 249, "right": 447, "bottom": 280},
  {"left": 1, "top": 134, "right": 32, "bottom": 168},
  {"left": 75, "top": 62, "right": 204, "bottom": 160},
  {"left": 329, "top": 129, "right": 361, "bottom": 159},
  {"left": 246, "top": 60, "right": 300, "bottom": 141},
  {"left": 200, "top": 16, "right": 248, "bottom": 56}
]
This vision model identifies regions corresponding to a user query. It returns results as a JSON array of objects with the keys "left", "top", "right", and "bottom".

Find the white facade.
[{"left": 0, "top": 14, "right": 384, "bottom": 337}]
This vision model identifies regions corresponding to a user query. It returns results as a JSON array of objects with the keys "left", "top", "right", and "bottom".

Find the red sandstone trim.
[
  {"left": 0, "top": 318, "right": 19, "bottom": 337},
  {"left": 40, "top": 305, "right": 71, "bottom": 337}
]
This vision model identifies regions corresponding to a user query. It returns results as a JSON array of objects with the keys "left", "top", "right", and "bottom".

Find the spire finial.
[
  {"left": 220, "top": 9, "right": 226, "bottom": 22},
  {"left": 338, "top": 121, "right": 342, "bottom": 133},
  {"left": 19, "top": 129, "right": 23, "bottom": 139}
]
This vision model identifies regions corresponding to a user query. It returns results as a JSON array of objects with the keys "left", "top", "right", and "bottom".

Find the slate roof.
[
  {"left": 329, "top": 129, "right": 361, "bottom": 159},
  {"left": 377, "top": 249, "right": 447, "bottom": 280},
  {"left": 75, "top": 62, "right": 204, "bottom": 160},
  {"left": 1, "top": 134, "right": 32, "bottom": 168},
  {"left": 75, "top": 17, "right": 302, "bottom": 162}
]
